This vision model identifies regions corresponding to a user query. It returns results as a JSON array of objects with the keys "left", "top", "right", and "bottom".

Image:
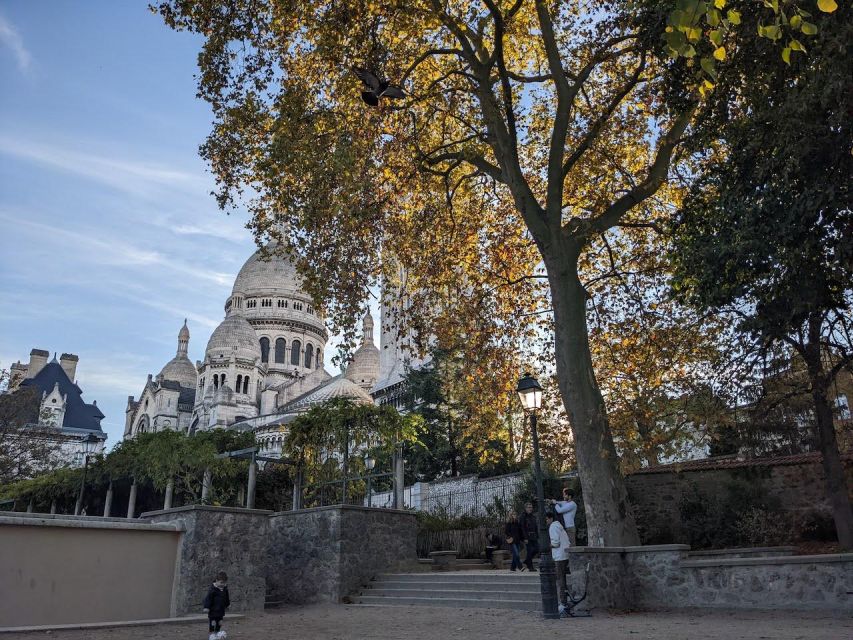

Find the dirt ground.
[{"left": 4, "top": 605, "right": 851, "bottom": 640}]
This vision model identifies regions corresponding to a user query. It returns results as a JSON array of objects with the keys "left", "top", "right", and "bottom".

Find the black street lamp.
[
  {"left": 365, "top": 454, "right": 376, "bottom": 507},
  {"left": 74, "top": 433, "right": 100, "bottom": 516},
  {"left": 516, "top": 373, "right": 559, "bottom": 619}
]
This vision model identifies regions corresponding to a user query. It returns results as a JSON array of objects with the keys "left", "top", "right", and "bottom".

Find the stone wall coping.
[
  {"left": 687, "top": 546, "right": 798, "bottom": 557},
  {"left": 567, "top": 544, "right": 690, "bottom": 554},
  {"left": 0, "top": 511, "right": 145, "bottom": 524},
  {"left": 0, "top": 514, "right": 183, "bottom": 533},
  {"left": 140, "top": 505, "right": 274, "bottom": 518},
  {"left": 269, "top": 504, "right": 417, "bottom": 518},
  {"left": 680, "top": 553, "right": 853, "bottom": 568}
]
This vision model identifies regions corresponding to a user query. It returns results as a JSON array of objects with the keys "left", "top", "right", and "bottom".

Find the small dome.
[
  {"left": 159, "top": 356, "right": 197, "bottom": 388},
  {"left": 344, "top": 311, "right": 380, "bottom": 390},
  {"left": 178, "top": 319, "right": 190, "bottom": 341},
  {"left": 285, "top": 376, "right": 374, "bottom": 413},
  {"left": 345, "top": 343, "right": 380, "bottom": 389},
  {"left": 206, "top": 313, "right": 261, "bottom": 361}
]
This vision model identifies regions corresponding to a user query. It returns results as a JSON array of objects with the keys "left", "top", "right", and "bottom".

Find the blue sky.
[{"left": 0, "top": 2, "right": 359, "bottom": 448}]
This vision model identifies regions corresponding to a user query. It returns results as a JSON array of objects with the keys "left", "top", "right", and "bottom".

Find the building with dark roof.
[{"left": 5, "top": 349, "right": 107, "bottom": 469}]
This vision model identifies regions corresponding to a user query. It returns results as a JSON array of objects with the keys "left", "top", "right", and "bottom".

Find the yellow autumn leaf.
[
  {"left": 817, "top": 0, "right": 838, "bottom": 13},
  {"left": 713, "top": 46, "right": 726, "bottom": 61}
]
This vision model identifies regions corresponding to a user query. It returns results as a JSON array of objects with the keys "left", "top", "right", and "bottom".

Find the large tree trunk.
[
  {"left": 545, "top": 249, "right": 640, "bottom": 546},
  {"left": 803, "top": 335, "right": 853, "bottom": 550}
]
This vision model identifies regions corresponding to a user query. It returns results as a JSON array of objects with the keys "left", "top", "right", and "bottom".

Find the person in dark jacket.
[
  {"left": 484, "top": 532, "right": 501, "bottom": 561},
  {"left": 202, "top": 571, "right": 230, "bottom": 638},
  {"left": 504, "top": 511, "right": 525, "bottom": 571},
  {"left": 518, "top": 501, "right": 539, "bottom": 572}
]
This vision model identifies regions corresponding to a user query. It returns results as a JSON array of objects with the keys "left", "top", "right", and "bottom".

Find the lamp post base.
[{"left": 538, "top": 550, "right": 560, "bottom": 619}]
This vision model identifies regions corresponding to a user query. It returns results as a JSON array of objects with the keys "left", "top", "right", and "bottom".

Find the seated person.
[{"left": 484, "top": 532, "right": 501, "bottom": 560}]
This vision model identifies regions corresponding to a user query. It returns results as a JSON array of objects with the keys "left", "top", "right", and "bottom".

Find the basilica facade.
[{"left": 124, "top": 242, "right": 395, "bottom": 449}]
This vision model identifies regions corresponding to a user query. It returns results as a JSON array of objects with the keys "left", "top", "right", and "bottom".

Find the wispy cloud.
[
  {"left": 0, "top": 13, "right": 31, "bottom": 74},
  {"left": 124, "top": 295, "right": 222, "bottom": 332},
  {"left": 0, "top": 211, "right": 234, "bottom": 287},
  {"left": 76, "top": 358, "right": 150, "bottom": 399},
  {"left": 0, "top": 135, "right": 206, "bottom": 197}
]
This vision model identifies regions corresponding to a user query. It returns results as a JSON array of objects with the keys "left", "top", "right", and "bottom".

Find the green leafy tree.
[
  {"left": 285, "top": 398, "right": 420, "bottom": 501},
  {"left": 402, "top": 348, "right": 521, "bottom": 480},
  {"left": 671, "top": 3, "right": 853, "bottom": 547}
]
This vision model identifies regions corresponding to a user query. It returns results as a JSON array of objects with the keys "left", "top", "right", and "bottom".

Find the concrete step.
[
  {"left": 372, "top": 579, "right": 541, "bottom": 592},
  {"left": 351, "top": 595, "right": 540, "bottom": 611},
  {"left": 363, "top": 588, "right": 541, "bottom": 601},
  {"left": 374, "top": 572, "right": 540, "bottom": 583}
]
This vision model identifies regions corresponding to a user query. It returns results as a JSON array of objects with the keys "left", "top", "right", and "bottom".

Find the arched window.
[
  {"left": 275, "top": 338, "right": 286, "bottom": 364},
  {"left": 316, "top": 350, "right": 322, "bottom": 369},
  {"left": 236, "top": 374, "right": 243, "bottom": 392},
  {"left": 305, "top": 344, "right": 314, "bottom": 369},
  {"left": 260, "top": 337, "right": 270, "bottom": 363},
  {"left": 291, "top": 340, "right": 301, "bottom": 365},
  {"left": 213, "top": 374, "right": 219, "bottom": 390},
  {"left": 221, "top": 374, "right": 226, "bottom": 388},
  {"left": 243, "top": 376, "right": 249, "bottom": 394}
]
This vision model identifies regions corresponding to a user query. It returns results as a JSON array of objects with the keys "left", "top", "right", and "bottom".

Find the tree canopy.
[
  {"left": 671, "top": 2, "right": 852, "bottom": 547},
  {"left": 152, "top": 0, "right": 844, "bottom": 544}
]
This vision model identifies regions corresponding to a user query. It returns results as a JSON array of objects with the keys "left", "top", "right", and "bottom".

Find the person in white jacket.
[
  {"left": 553, "top": 488, "right": 578, "bottom": 545},
  {"left": 546, "top": 510, "right": 572, "bottom": 617}
]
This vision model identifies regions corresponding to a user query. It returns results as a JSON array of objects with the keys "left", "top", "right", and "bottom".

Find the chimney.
[
  {"left": 9, "top": 361, "right": 27, "bottom": 390},
  {"left": 59, "top": 353, "right": 79, "bottom": 381},
  {"left": 28, "top": 349, "right": 49, "bottom": 378}
]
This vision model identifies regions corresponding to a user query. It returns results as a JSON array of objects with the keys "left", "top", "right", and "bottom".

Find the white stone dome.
[
  {"left": 226, "top": 242, "right": 328, "bottom": 347},
  {"left": 159, "top": 355, "right": 197, "bottom": 388},
  {"left": 232, "top": 244, "right": 303, "bottom": 298},
  {"left": 206, "top": 313, "right": 261, "bottom": 361}
]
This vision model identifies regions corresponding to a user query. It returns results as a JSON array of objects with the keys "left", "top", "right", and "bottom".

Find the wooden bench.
[{"left": 429, "top": 550, "right": 459, "bottom": 571}]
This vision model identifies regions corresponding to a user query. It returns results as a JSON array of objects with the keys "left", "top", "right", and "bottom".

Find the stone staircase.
[{"left": 351, "top": 571, "right": 542, "bottom": 611}]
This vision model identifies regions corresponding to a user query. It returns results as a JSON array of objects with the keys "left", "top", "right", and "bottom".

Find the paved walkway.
[{"left": 1, "top": 604, "right": 849, "bottom": 639}]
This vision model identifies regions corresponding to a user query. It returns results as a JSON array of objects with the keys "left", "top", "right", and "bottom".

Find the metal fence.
[
  {"left": 301, "top": 472, "right": 396, "bottom": 509},
  {"left": 420, "top": 473, "right": 527, "bottom": 519}
]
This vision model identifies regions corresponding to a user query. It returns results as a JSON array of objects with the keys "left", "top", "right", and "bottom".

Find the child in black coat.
[{"left": 203, "top": 571, "right": 230, "bottom": 639}]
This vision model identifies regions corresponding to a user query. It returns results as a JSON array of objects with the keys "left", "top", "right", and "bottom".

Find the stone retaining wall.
[
  {"left": 142, "top": 505, "right": 272, "bottom": 616},
  {"left": 565, "top": 545, "right": 853, "bottom": 613},
  {"left": 141, "top": 504, "right": 419, "bottom": 613},
  {"left": 265, "top": 505, "right": 419, "bottom": 604}
]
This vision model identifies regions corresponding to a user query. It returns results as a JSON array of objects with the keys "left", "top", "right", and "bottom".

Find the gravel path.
[{"left": 3, "top": 604, "right": 850, "bottom": 640}]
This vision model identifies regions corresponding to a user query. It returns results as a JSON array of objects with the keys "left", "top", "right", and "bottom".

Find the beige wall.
[{"left": 0, "top": 516, "right": 180, "bottom": 628}]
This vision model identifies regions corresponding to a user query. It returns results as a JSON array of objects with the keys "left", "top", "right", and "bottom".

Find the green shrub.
[
  {"left": 416, "top": 508, "right": 496, "bottom": 532},
  {"left": 677, "top": 478, "right": 786, "bottom": 549},
  {"left": 799, "top": 510, "right": 837, "bottom": 542},
  {"left": 734, "top": 507, "right": 793, "bottom": 546}
]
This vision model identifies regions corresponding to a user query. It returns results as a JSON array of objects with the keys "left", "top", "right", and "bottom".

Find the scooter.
[{"left": 566, "top": 562, "right": 593, "bottom": 617}]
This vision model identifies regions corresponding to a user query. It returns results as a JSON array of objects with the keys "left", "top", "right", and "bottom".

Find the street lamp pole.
[
  {"left": 365, "top": 454, "right": 376, "bottom": 508},
  {"left": 517, "top": 374, "right": 559, "bottom": 620},
  {"left": 74, "top": 433, "right": 99, "bottom": 516}
]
